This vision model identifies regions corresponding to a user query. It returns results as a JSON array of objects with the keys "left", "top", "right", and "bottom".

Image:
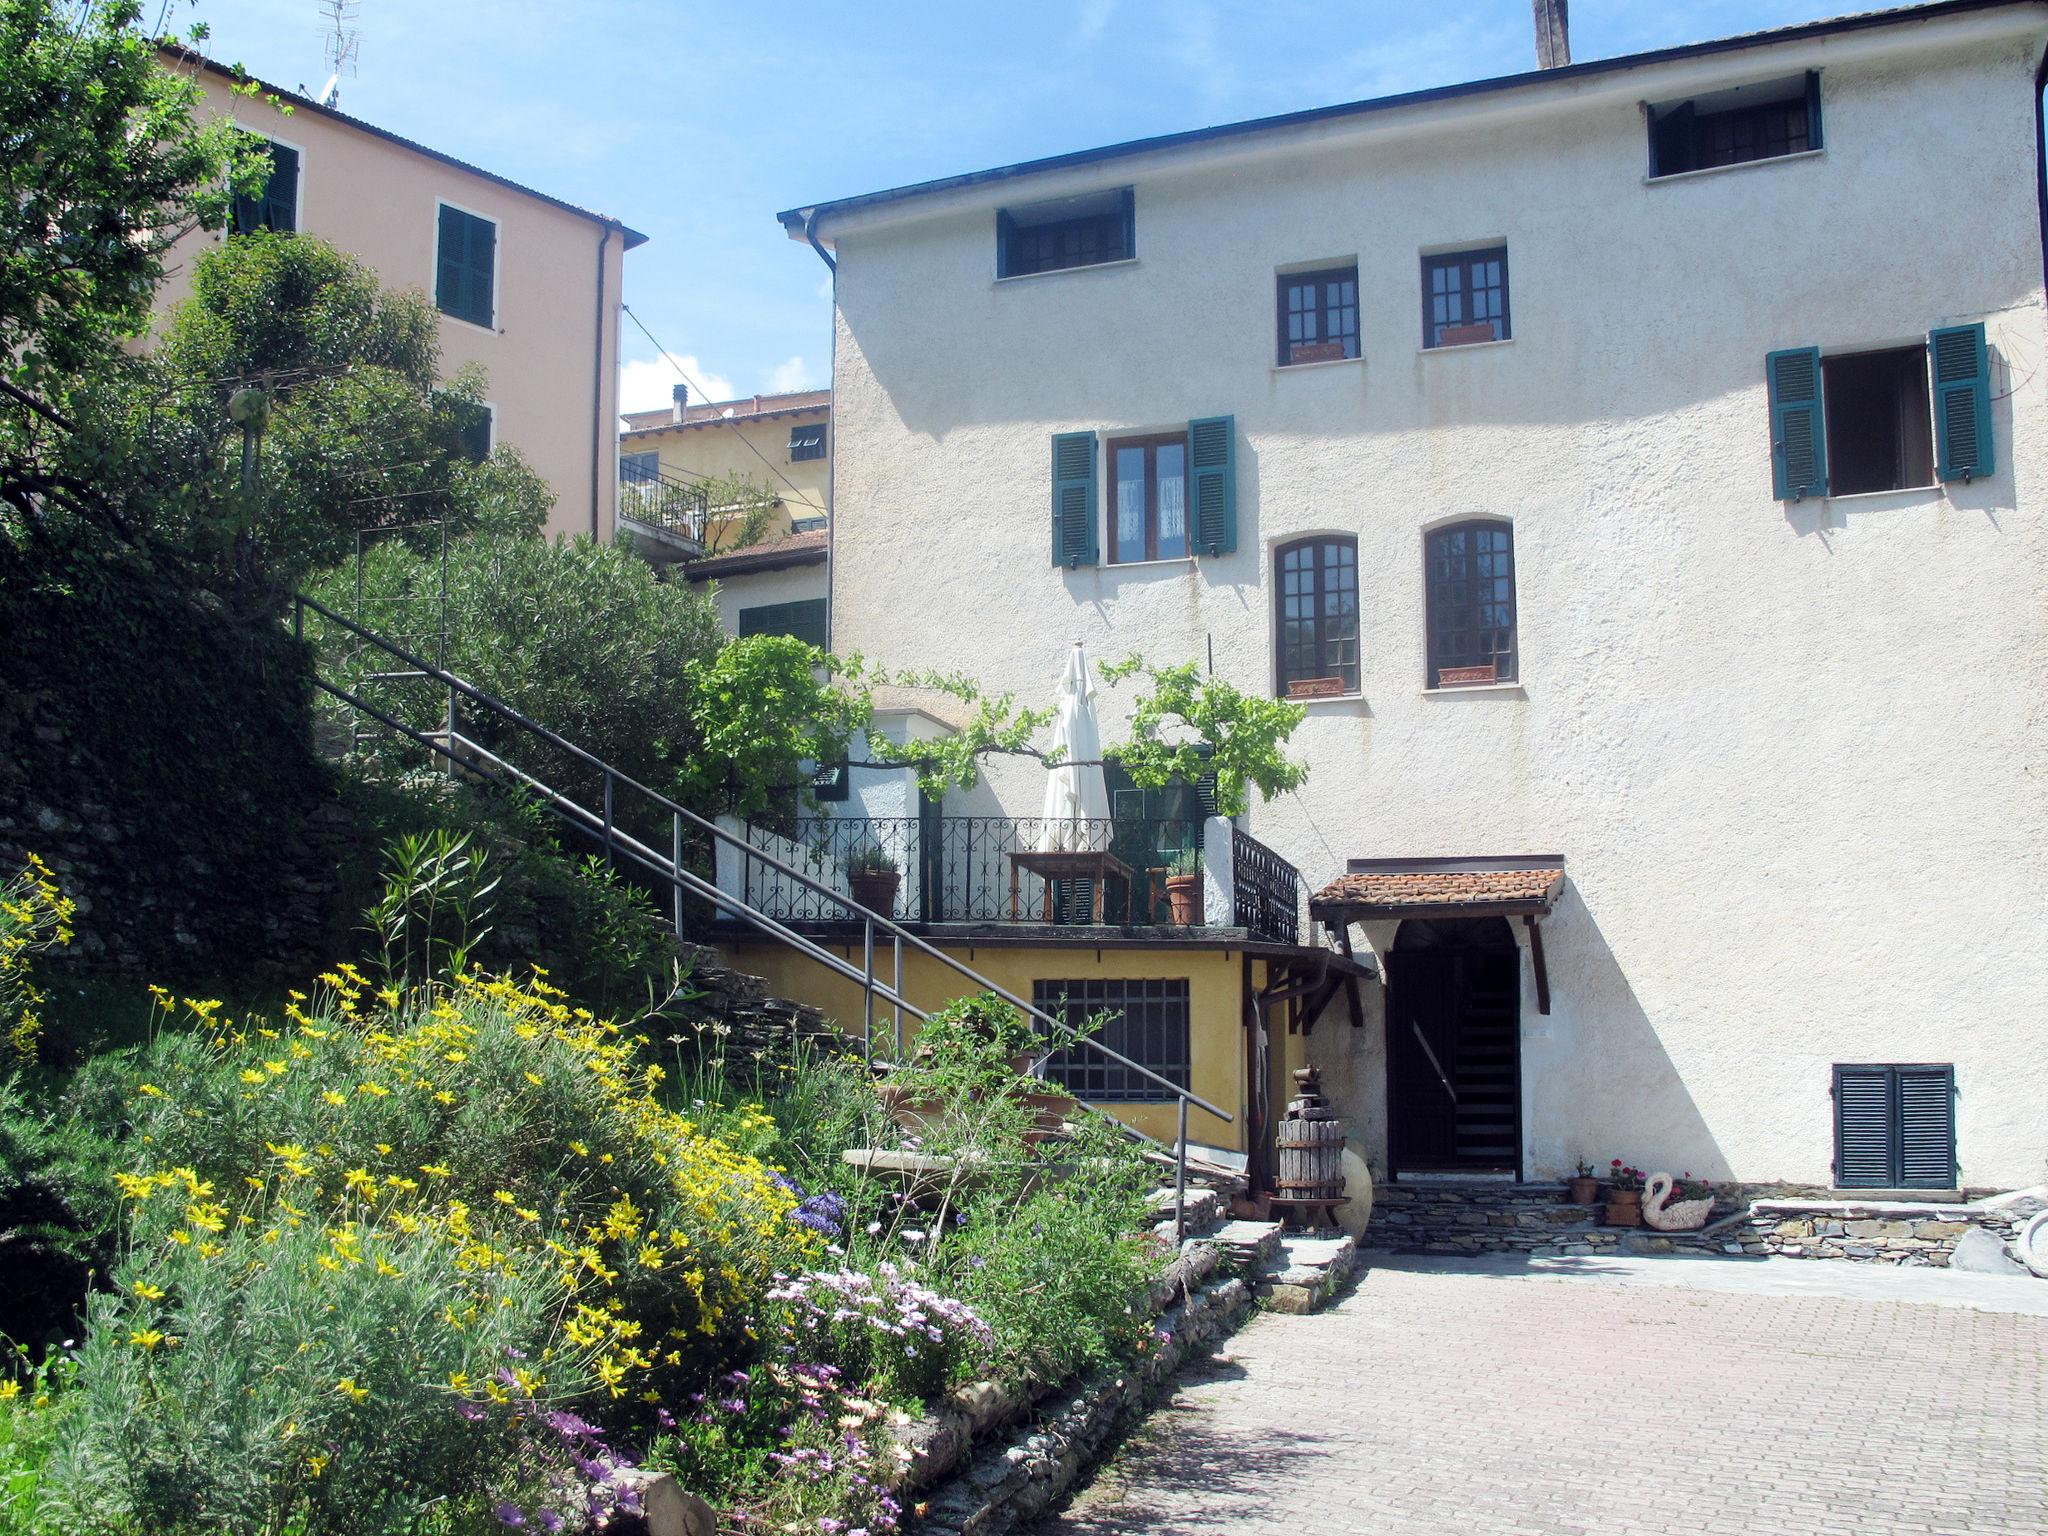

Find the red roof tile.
[
  {"left": 679, "top": 529, "right": 827, "bottom": 580},
  {"left": 1311, "top": 865, "right": 1564, "bottom": 914}
]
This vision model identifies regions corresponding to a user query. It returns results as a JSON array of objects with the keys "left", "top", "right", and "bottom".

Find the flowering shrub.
[
  {"left": 1607, "top": 1160, "right": 1646, "bottom": 1192},
  {"left": 51, "top": 966, "right": 819, "bottom": 1535},
  {"left": 649, "top": 1361, "right": 908, "bottom": 1536},
  {"left": 0, "top": 854, "right": 75, "bottom": 1060},
  {"left": 769, "top": 1263, "right": 994, "bottom": 1406}
]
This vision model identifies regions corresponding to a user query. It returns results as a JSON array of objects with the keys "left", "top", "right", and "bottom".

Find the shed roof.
[{"left": 1310, "top": 858, "right": 1566, "bottom": 919}]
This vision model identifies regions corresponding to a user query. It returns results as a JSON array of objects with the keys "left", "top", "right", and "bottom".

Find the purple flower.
[
  {"left": 493, "top": 1503, "right": 526, "bottom": 1529},
  {"left": 654, "top": 1407, "right": 675, "bottom": 1429},
  {"left": 536, "top": 1514, "right": 565, "bottom": 1535}
]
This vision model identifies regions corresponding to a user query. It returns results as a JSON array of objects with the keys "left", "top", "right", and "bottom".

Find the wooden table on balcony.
[{"left": 1007, "top": 848, "right": 1136, "bottom": 925}]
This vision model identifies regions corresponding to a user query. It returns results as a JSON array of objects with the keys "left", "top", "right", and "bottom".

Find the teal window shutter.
[
  {"left": 1766, "top": 348, "right": 1826, "bottom": 500},
  {"left": 1188, "top": 414, "right": 1236, "bottom": 554},
  {"left": 1051, "top": 431, "right": 1099, "bottom": 567},
  {"left": 1930, "top": 323, "right": 1993, "bottom": 483},
  {"left": 437, "top": 205, "right": 496, "bottom": 328}
]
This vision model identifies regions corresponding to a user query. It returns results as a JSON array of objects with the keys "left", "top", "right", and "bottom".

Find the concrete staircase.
[{"left": 1366, "top": 1181, "right": 1727, "bottom": 1257}]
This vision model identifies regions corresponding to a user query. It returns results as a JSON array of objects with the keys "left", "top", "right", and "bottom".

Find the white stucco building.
[{"left": 772, "top": 1, "right": 2048, "bottom": 1196}]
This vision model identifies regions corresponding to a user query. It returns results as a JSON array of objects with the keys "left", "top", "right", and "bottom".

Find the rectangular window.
[
  {"left": 788, "top": 423, "right": 827, "bottom": 462},
  {"left": 231, "top": 140, "right": 299, "bottom": 234},
  {"left": 1422, "top": 247, "right": 1509, "bottom": 348},
  {"left": 619, "top": 450, "right": 659, "bottom": 485},
  {"left": 1032, "top": 978, "right": 1190, "bottom": 1102},
  {"left": 456, "top": 402, "right": 493, "bottom": 464},
  {"left": 1649, "top": 72, "right": 1820, "bottom": 178},
  {"left": 436, "top": 203, "right": 497, "bottom": 329},
  {"left": 1823, "top": 347, "right": 1933, "bottom": 495},
  {"left": 1109, "top": 435, "right": 1188, "bottom": 563},
  {"left": 1275, "top": 537, "right": 1360, "bottom": 696},
  {"left": 738, "top": 598, "right": 828, "bottom": 649},
  {"left": 998, "top": 187, "right": 1134, "bottom": 278},
  {"left": 1277, "top": 265, "right": 1360, "bottom": 366},
  {"left": 1834, "top": 1064, "right": 1956, "bottom": 1190}
]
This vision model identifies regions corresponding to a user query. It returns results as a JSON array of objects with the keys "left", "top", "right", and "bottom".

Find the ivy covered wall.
[{"left": 0, "top": 538, "right": 353, "bottom": 982}]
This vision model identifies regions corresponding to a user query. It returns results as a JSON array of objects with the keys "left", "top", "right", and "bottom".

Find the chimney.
[
  {"left": 1533, "top": 0, "right": 1570, "bottom": 69},
  {"left": 670, "top": 382, "right": 688, "bottom": 424}
]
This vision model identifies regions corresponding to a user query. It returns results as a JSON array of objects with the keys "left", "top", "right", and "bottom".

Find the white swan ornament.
[{"left": 1642, "top": 1171, "right": 1714, "bottom": 1232}]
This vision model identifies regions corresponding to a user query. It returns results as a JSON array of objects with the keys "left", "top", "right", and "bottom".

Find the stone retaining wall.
[{"left": 1736, "top": 1191, "right": 2046, "bottom": 1267}]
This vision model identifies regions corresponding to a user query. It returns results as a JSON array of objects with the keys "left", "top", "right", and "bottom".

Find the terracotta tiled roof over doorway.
[{"left": 1309, "top": 857, "right": 1565, "bottom": 918}]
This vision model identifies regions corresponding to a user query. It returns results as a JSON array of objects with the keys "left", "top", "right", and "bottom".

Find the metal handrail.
[{"left": 295, "top": 592, "right": 1228, "bottom": 1238}]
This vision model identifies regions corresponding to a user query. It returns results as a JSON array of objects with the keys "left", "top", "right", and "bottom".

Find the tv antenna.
[{"left": 317, "top": 0, "right": 360, "bottom": 107}]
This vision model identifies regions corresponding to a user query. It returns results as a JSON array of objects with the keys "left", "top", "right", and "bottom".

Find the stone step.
[
  {"left": 1210, "top": 1219, "right": 1285, "bottom": 1269},
  {"left": 1256, "top": 1232, "right": 1358, "bottom": 1314}
]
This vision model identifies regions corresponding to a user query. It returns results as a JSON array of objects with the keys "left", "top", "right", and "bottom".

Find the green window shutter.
[
  {"left": 264, "top": 144, "right": 299, "bottom": 232},
  {"left": 1766, "top": 348, "right": 1827, "bottom": 501},
  {"left": 1896, "top": 1066, "right": 1956, "bottom": 1189},
  {"left": 1051, "top": 431, "right": 1099, "bottom": 568},
  {"left": 739, "top": 598, "right": 828, "bottom": 648},
  {"left": 1833, "top": 1065, "right": 1894, "bottom": 1188},
  {"left": 437, "top": 206, "right": 495, "bottom": 327},
  {"left": 1930, "top": 323, "right": 1993, "bottom": 483},
  {"left": 1188, "top": 415, "right": 1236, "bottom": 555}
]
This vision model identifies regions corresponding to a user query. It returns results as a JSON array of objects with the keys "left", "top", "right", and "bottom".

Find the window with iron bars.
[{"left": 1031, "top": 978, "right": 1190, "bottom": 1102}]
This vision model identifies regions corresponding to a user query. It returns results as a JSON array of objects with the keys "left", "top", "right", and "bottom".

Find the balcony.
[
  {"left": 713, "top": 813, "right": 1315, "bottom": 948},
  {"left": 617, "top": 460, "right": 710, "bottom": 561}
]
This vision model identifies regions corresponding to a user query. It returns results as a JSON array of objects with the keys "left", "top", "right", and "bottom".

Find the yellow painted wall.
[
  {"left": 621, "top": 412, "right": 831, "bottom": 539},
  {"left": 722, "top": 939, "right": 1262, "bottom": 1152}
]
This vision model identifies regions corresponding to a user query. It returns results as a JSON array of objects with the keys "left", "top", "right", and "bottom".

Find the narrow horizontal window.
[
  {"left": 738, "top": 598, "right": 828, "bottom": 648},
  {"left": 998, "top": 187, "right": 1134, "bottom": 278},
  {"left": 1649, "top": 71, "right": 1820, "bottom": 178}
]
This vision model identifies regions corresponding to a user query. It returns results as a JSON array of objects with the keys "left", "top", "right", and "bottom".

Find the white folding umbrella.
[{"left": 1038, "top": 641, "right": 1111, "bottom": 851}]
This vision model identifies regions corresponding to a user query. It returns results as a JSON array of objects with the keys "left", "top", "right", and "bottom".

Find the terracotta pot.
[
  {"left": 1566, "top": 1176, "right": 1602, "bottom": 1206},
  {"left": 848, "top": 871, "right": 900, "bottom": 916},
  {"left": 1020, "top": 1087, "right": 1079, "bottom": 1134},
  {"left": 1604, "top": 1189, "right": 1643, "bottom": 1227},
  {"left": 1165, "top": 872, "right": 1202, "bottom": 925}
]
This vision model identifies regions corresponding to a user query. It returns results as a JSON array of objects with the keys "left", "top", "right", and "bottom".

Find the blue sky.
[{"left": 184, "top": 1, "right": 1846, "bottom": 413}]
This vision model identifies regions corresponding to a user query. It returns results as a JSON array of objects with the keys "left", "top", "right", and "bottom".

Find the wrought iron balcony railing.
[
  {"left": 617, "top": 460, "right": 710, "bottom": 545},
  {"left": 722, "top": 813, "right": 1309, "bottom": 946}
]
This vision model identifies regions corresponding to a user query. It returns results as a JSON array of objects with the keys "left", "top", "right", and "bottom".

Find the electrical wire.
[{"left": 619, "top": 304, "right": 828, "bottom": 515}]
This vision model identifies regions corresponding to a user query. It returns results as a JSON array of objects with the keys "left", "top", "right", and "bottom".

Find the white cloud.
[
  {"left": 618, "top": 351, "right": 736, "bottom": 415},
  {"left": 767, "top": 355, "right": 821, "bottom": 393}
]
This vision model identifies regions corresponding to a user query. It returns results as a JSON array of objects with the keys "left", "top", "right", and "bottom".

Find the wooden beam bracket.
[{"left": 1524, "top": 913, "right": 1551, "bottom": 1016}]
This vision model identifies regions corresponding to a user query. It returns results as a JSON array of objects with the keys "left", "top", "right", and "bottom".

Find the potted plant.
[
  {"left": 1566, "top": 1159, "right": 1601, "bottom": 1206},
  {"left": 1604, "top": 1160, "right": 1646, "bottom": 1226},
  {"left": 846, "top": 844, "right": 900, "bottom": 917},
  {"left": 1163, "top": 847, "right": 1203, "bottom": 925}
]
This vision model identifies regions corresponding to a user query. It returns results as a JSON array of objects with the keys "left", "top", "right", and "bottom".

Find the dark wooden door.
[{"left": 1387, "top": 919, "right": 1520, "bottom": 1171}]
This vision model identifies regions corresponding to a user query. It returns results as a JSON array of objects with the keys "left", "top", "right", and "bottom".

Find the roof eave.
[
  {"left": 777, "top": 0, "right": 2048, "bottom": 240},
  {"left": 164, "top": 47, "right": 646, "bottom": 244}
]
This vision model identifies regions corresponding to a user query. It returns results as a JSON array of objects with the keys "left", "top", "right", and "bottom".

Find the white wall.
[
  {"left": 697, "top": 562, "right": 827, "bottom": 635},
  {"left": 822, "top": 22, "right": 2048, "bottom": 1188}
]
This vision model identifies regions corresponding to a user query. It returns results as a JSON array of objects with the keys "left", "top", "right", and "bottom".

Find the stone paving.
[{"left": 1037, "top": 1254, "right": 2048, "bottom": 1536}]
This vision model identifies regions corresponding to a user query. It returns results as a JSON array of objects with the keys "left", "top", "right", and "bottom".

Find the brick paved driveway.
[{"left": 1041, "top": 1257, "right": 2048, "bottom": 1536}]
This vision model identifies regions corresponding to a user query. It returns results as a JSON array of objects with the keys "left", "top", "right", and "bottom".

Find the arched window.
[
  {"left": 1425, "top": 521, "right": 1516, "bottom": 687},
  {"left": 1274, "top": 536, "right": 1359, "bottom": 697}
]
